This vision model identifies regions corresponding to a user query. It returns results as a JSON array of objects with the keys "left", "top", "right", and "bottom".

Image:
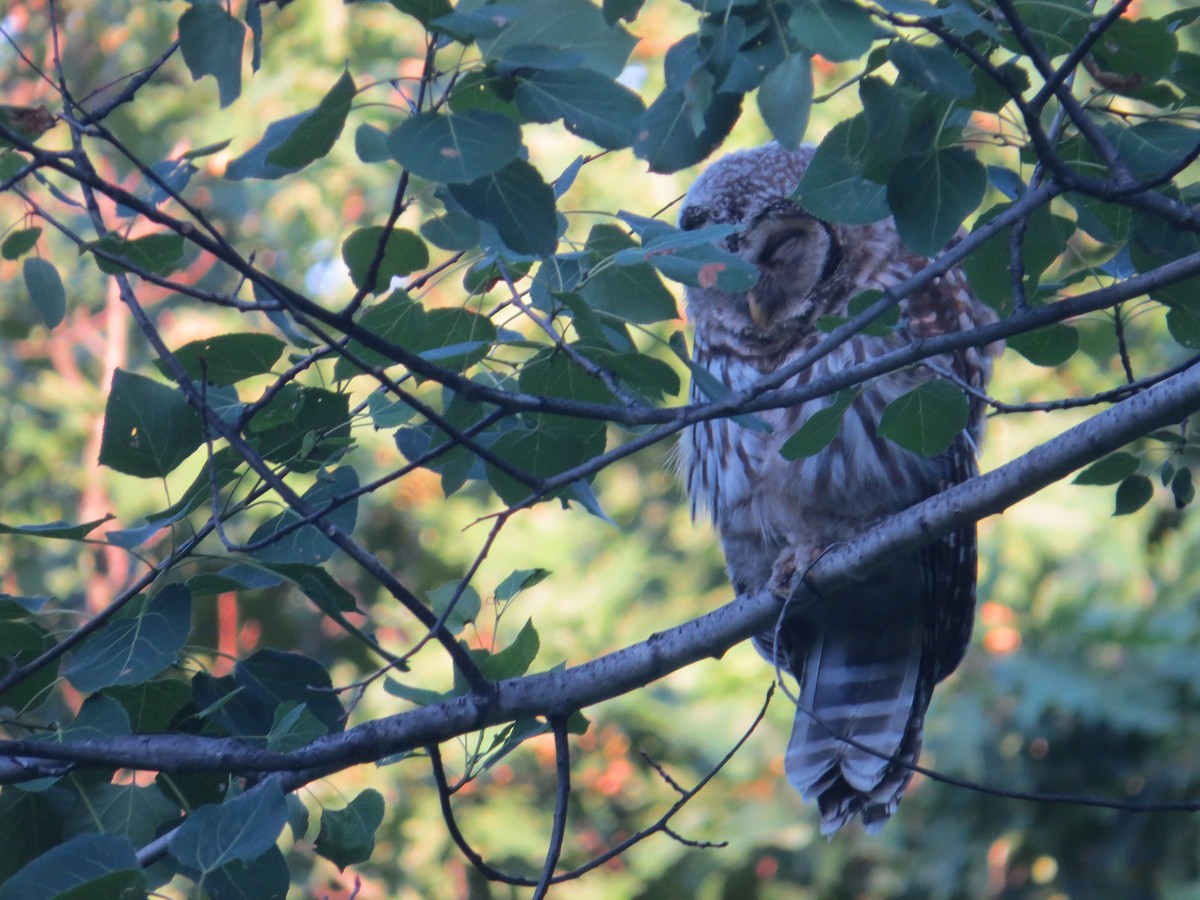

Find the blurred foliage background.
[{"left": 4, "top": 0, "right": 1200, "bottom": 897}]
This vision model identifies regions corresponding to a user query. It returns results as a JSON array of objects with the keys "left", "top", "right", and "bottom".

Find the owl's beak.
[{"left": 747, "top": 290, "right": 778, "bottom": 329}]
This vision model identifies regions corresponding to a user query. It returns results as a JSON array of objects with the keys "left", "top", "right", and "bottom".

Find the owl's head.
[{"left": 679, "top": 144, "right": 864, "bottom": 354}]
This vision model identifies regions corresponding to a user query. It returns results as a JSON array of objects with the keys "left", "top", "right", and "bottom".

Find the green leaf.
[
  {"left": 887, "top": 41, "right": 974, "bottom": 97},
  {"left": 265, "top": 70, "right": 355, "bottom": 169},
  {"left": 388, "top": 109, "right": 521, "bottom": 184},
  {"left": 246, "top": 467, "right": 359, "bottom": 565},
  {"left": 342, "top": 226, "right": 429, "bottom": 293},
  {"left": 878, "top": 379, "right": 968, "bottom": 456},
  {"left": 178, "top": 4, "right": 246, "bottom": 108},
  {"left": 2, "top": 226, "right": 41, "bottom": 259},
  {"left": 494, "top": 568, "right": 550, "bottom": 601},
  {"left": 266, "top": 563, "right": 360, "bottom": 616},
  {"left": 788, "top": 0, "right": 887, "bottom": 62},
  {"left": 203, "top": 847, "right": 289, "bottom": 900},
  {"left": 475, "top": 0, "right": 638, "bottom": 78},
  {"left": 91, "top": 232, "right": 185, "bottom": 276},
  {"left": 448, "top": 158, "right": 558, "bottom": 257},
  {"left": 354, "top": 123, "right": 391, "bottom": 163},
  {"left": 579, "top": 225, "right": 679, "bottom": 324},
  {"left": 1007, "top": 323, "right": 1079, "bottom": 367},
  {"left": 105, "top": 679, "right": 192, "bottom": 733},
  {"left": 1172, "top": 467, "right": 1195, "bottom": 509},
  {"left": 480, "top": 618, "right": 540, "bottom": 679},
  {"left": 99, "top": 369, "right": 204, "bottom": 478},
  {"left": 314, "top": 790, "right": 385, "bottom": 872},
  {"left": 65, "top": 584, "right": 192, "bottom": 693},
  {"left": 1090, "top": 17, "right": 1177, "bottom": 84},
  {"left": 757, "top": 53, "right": 812, "bottom": 150},
  {"left": 169, "top": 781, "right": 288, "bottom": 875},
  {"left": 780, "top": 390, "right": 858, "bottom": 459},
  {"left": 1113, "top": 474, "right": 1154, "bottom": 516},
  {"left": 421, "top": 210, "right": 481, "bottom": 251},
  {"left": 633, "top": 85, "right": 742, "bottom": 174},
  {"left": 22, "top": 256, "right": 65, "bottom": 331},
  {"left": 388, "top": 0, "right": 453, "bottom": 23},
  {"left": 0, "top": 834, "right": 143, "bottom": 900},
  {"left": 1003, "top": 0, "right": 1091, "bottom": 58},
  {"left": 1166, "top": 297, "right": 1200, "bottom": 349},
  {"left": 426, "top": 582, "right": 482, "bottom": 634},
  {"left": 961, "top": 203, "right": 1074, "bottom": 310},
  {"left": 1074, "top": 451, "right": 1139, "bottom": 486},
  {"left": 794, "top": 116, "right": 890, "bottom": 225},
  {"left": 158, "top": 333, "right": 286, "bottom": 386},
  {"left": 249, "top": 385, "right": 351, "bottom": 471},
  {"left": 486, "top": 425, "right": 586, "bottom": 505},
  {"left": 0, "top": 516, "right": 112, "bottom": 540},
  {"left": 266, "top": 701, "right": 327, "bottom": 752},
  {"left": 515, "top": 68, "right": 644, "bottom": 149},
  {"left": 887, "top": 148, "right": 986, "bottom": 256},
  {"left": 0, "top": 620, "right": 57, "bottom": 712}
]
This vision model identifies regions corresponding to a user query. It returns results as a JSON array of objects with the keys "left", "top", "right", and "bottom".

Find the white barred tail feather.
[{"left": 679, "top": 143, "right": 998, "bottom": 834}]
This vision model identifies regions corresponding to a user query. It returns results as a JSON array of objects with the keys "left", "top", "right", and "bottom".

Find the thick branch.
[{"left": 6, "top": 358, "right": 1200, "bottom": 777}]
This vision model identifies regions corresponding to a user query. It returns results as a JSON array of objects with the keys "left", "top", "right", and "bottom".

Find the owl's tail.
[{"left": 775, "top": 611, "right": 930, "bottom": 835}]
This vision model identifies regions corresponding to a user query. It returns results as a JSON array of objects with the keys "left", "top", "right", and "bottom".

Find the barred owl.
[{"left": 680, "top": 143, "right": 996, "bottom": 834}]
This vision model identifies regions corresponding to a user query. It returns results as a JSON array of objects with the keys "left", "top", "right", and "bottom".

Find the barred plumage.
[{"left": 680, "top": 144, "right": 997, "bottom": 834}]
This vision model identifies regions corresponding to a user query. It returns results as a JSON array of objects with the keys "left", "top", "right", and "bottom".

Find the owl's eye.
[{"left": 680, "top": 207, "right": 708, "bottom": 231}]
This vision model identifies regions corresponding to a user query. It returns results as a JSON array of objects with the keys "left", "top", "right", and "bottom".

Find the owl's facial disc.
[{"left": 740, "top": 207, "right": 841, "bottom": 333}]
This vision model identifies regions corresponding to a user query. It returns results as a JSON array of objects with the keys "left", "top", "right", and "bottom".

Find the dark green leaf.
[
  {"left": 178, "top": 4, "right": 246, "bottom": 108},
  {"left": 633, "top": 85, "right": 742, "bottom": 174},
  {"left": 169, "top": 781, "right": 287, "bottom": 874},
  {"left": 91, "top": 232, "right": 186, "bottom": 276},
  {"left": 63, "top": 783, "right": 180, "bottom": 850},
  {"left": 0, "top": 516, "right": 111, "bottom": 540},
  {"left": 604, "top": 0, "right": 644, "bottom": 25},
  {"left": 1172, "top": 467, "right": 1194, "bottom": 509},
  {"left": 99, "top": 369, "right": 203, "bottom": 478},
  {"left": 246, "top": 467, "right": 359, "bottom": 565},
  {"left": 105, "top": 679, "right": 192, "bottom": 733},
  {"left": 342, "top": 226, "right": 429, "bottom": 293},
  {"left": 266, "top": 701, "right": 327, "bottom": 752},
  {"left": 0, "top": 834, "right": 142, "bottom": 900},
  {"left": 580, "top": 225, "right": 679, "bottom": 324},
  {"left": 0, "top": 620, "right": 57, "bottom": 712},
  {"left": 878, "top": 379, "right": 968, "bottom": 456},
  {"left": 421, "top": 210, "right": 481, "bottom": 251},
  {"left": 249, "top": 385, "right": 351, "bottom": 471},
  {"left": 427, "top": 582, "right": 482, "bottom": 633},
  {"left": 1004, "top": 0, "right": 1091, "bottom": 58},
  {"left": 383, "top": 677, "right": 453, "bottom": 707},
  {"left": 757, "top": 53, "right": 812, "bottom": 150},
  {"left": 788, "top": 0, "right": 887, "bottom": 62},
  {"left": 203, "top": 847, "right": 289, "bottom": 900},
  {"left": 314, "top": 790, "right": 385, "bottom": 872},
  {"left": 486, "top": 426, "right": 586, "bottom": 505},
  {"left": 354, "top": 123, "right": 391, "bottom": 163},
  {"left": 780, "top": 390, "right": 858, "bottom": 459},
  {"left": 794, "top": 116, "right": 890, "bottom": 225},
  {"left": 1113, "top": 474, "right": 1154, "bottom": 516},
  {"left": 66, "top": 585, "right": 192, "bottom": 693},
  {"left": 266, "top": 70, "right": 355, "bottom": 169},
  {"left": 158, "top": 333, "right": 286, "bottom": 386},
  {"left": 388, "top": 110, "right": 521, "bottom": 184},
  {"left": 476, "top": 0, "right": 638, "bottom": 78},
  {"left": 1007, "top": 324, "right": 1079, "bottom": 367},
  {"left": 266, "top": 563, "right": 360, "bottom": 616},
  {"left": 479, "top": 618, "right": 540, "bottom": 679},
  {"left": 1074, "top": 451, "right": 1139, "bottom": 486},
  {"left": 448, "top": 158, "right": 558, "bottom": 257},
  {"left": 1090, "top": 16, "right": 1177, "bottom": 84},
  {"left": 887, "top": 41, "right": 974, "bottom": 97},
  {"left": 388, "top": 0, "right": 453, "bottom": 23},
  {"left": 225, "top": 113, "right": 312, "bottom": 180},
  {"left": 2, "top": 227, "right": 40, "bottom": 260},
  {"left": 1166, "top": 297, "right": 1200, "bottom": 349},
  {"left": 494, "top": 568, "right": 550, "bottom": 600},
  {"left": 1105, "top": 121, "right": 1200, "bottom": 179},
  {"left": 515, "top": 68, "right": 644, "bottom": 149},
  {"left": 887, "top": 148, "right": 986, "bottom": 255}
]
